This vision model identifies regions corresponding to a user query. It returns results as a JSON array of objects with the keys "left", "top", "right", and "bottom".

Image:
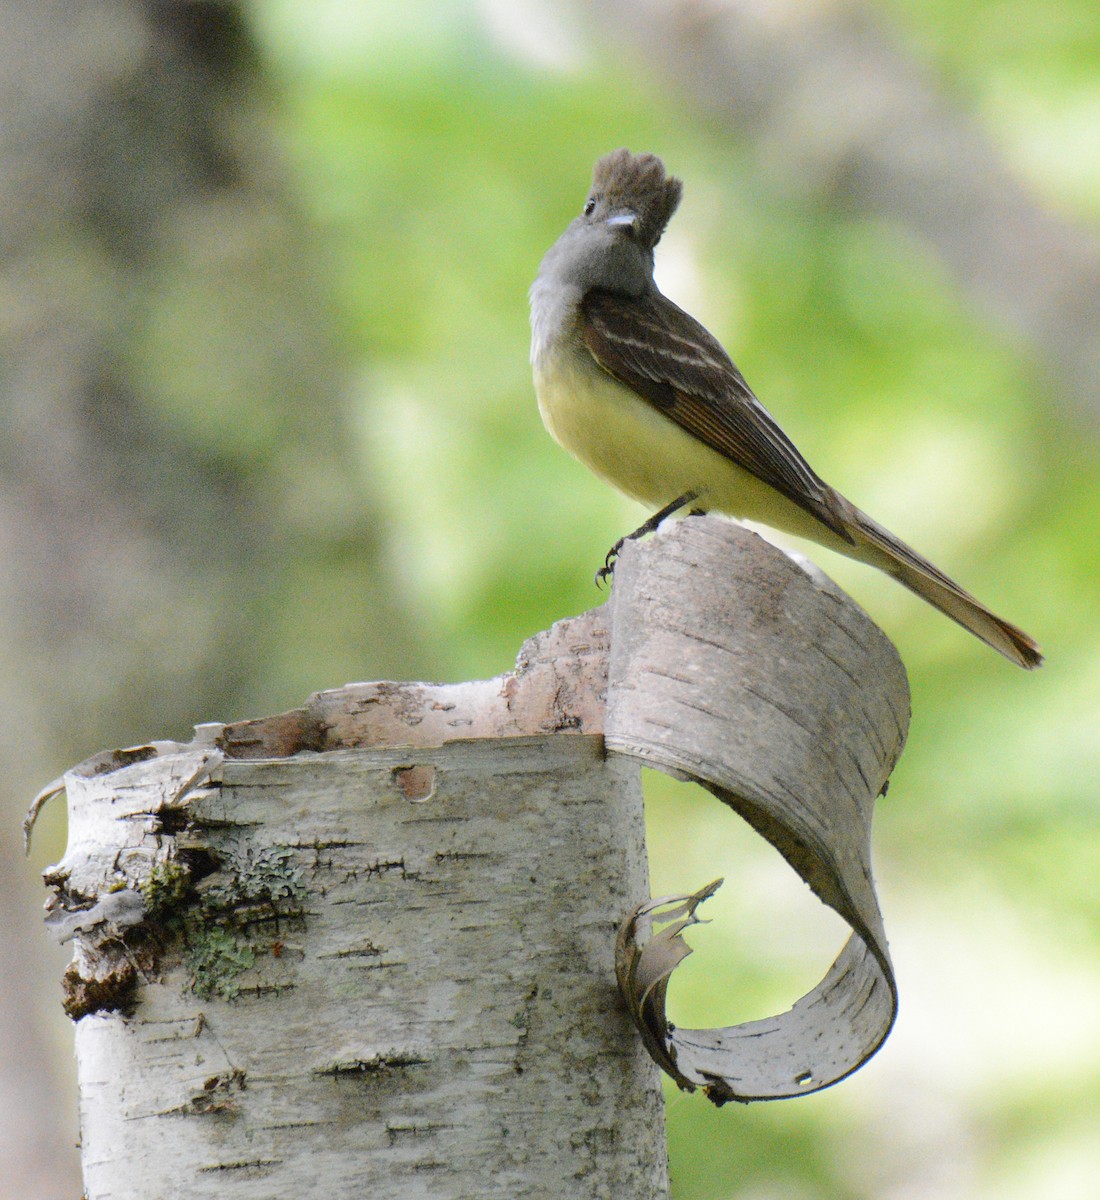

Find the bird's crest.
[{"left": 590, "top": 149, "right": 683, "bottom": 248}]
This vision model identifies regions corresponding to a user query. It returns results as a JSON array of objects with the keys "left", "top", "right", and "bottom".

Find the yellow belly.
[{"left": 534, "top": 352, "right": 850, "bottom": 553}]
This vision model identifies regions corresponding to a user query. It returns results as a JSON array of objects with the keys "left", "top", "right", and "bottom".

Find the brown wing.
[{"left": 581, "top": 288, "right": 854, "bottom": 544}]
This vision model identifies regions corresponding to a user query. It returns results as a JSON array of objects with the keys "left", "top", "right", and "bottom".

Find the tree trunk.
[
  {"left": 64, "top": 736, "right": 664, "bottom": 1198},
  {"left": 45, "top": 606, "right": 669, "bottom": 1199},
  {"left": 38, "top": 518, "right": 910, "bottom": 1195}
]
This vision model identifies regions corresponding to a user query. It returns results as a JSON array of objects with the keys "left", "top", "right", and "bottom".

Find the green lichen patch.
[
  {"left": 140, "top": 858, "right": 194, "bottom": 922},
  {"left": 132, "top": 841, "right": 307, "bottom": 1002},
  {"left": 185, "top": 926, "right": 258, "bottom": 1002}
]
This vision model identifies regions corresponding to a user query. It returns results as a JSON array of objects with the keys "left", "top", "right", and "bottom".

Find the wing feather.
[{"left": 581, "top": 288, "right": 853, "bottom": 543}]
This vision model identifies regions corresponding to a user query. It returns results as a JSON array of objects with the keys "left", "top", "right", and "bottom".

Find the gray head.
[
  {"left": 534, "top": 149, "right": 683, "bottom": 300},
  {"left": 585, "top": 149, "right": 683, "bottom": 251}
]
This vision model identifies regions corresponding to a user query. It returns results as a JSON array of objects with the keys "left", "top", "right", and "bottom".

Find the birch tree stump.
[{"left": 35, "top": 516, "right": 911, "bottom": 1198}]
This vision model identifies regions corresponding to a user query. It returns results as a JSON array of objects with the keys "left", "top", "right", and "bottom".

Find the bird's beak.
[{"left": 605, "top": 210, "right": 638, "bottom": 230}]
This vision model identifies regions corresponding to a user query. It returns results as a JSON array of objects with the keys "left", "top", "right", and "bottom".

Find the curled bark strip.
[
  {"left": 608, "top": 517, "right": 909, "bottom": 1102},
  {"left": 614, "top": 881, "right": 723, "bottom": 1089}
]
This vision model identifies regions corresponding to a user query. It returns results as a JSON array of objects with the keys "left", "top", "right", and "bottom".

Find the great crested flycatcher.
[{"left": 529, "top": 148, "right": 1042, "bottom": 669}]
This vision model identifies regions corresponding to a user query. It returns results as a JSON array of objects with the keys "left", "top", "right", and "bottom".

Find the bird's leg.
[{"left": 596, "top": 490, "right": 699, "bottom": 587}]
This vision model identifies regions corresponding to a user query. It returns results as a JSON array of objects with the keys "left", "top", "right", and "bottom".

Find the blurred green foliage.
[
  {"left": 157, "top": 2, "right": 1100, "bottom": 1195},
  {"left": 881, "top": 0, "right": 1100, "bottom": 220}
]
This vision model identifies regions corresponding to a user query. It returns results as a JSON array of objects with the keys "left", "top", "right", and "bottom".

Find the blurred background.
[{"left": 4, "top": 1, "right": 1097, "bottom": 1196}]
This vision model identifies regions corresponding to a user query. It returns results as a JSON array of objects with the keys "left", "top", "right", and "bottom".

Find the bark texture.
[
  {"left": 608, "top": 519, "right": 908, "bottom": 1101},
  {"left": 47, "top": 610, "right": 668, "bottom": 1200}
]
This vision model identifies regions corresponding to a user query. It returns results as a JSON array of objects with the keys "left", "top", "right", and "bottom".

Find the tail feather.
[{"left": 845, "top": 504, "right": 1043, "bottom": 670}]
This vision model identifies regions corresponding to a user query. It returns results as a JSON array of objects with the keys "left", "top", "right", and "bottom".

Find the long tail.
[{"left": 842, "top": 502, "right": 1043, "bottom": 669}]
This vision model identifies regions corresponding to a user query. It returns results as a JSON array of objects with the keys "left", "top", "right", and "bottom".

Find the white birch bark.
[{"left": 47, "top": 610, "right": 668, "bottom": 1200}]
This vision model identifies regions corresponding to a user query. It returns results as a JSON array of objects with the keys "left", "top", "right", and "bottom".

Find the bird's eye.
[{"left": 583, "top": 197, "right": 596, "bottom": 216}]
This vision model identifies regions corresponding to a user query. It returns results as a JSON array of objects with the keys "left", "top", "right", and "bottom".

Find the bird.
[{"left": 529, "top": 148, "right": 1042, "bottom": 669}]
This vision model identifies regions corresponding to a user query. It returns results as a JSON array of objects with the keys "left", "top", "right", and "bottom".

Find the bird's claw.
[{"left": 595, "top": 540, "right": 625, "bottom": 589}]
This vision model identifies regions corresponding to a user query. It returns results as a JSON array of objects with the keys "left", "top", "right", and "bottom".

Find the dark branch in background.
[
  {"left": 1, "top": 0, "right": 414, "bottom": 758},
  {"left": 579, "top": 0, "right": 1100, "bottom": 428},
  {"left": 1, "top": 4, "right": 414, "bottom": 1195}
]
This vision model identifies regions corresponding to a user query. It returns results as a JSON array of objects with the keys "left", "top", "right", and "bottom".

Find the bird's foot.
[
  {"left": 594, "top": 490, "right": 699, "bottom": 589},
  {"left": 595, "top": 541, "right": 624, "bottom": 589}
]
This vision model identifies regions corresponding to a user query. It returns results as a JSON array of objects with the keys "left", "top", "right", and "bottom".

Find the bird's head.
[
  {"left": 582, "top": 149, "right": 683, "bottom": 251},
  {"left": 537, "top": 149, "right": 683, "bottom": 298}
]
